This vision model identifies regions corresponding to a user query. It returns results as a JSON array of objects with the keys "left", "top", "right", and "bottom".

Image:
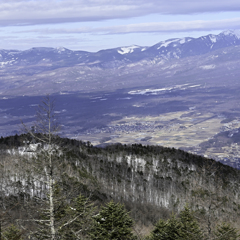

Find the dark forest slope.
[{"left": 1, "top": 134, "right": 240, "bottom": 227}]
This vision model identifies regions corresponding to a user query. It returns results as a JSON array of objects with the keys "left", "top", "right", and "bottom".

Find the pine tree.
[
  {"left": 149, "top": 219, "right": 167, "bottom": 240},
  {"left": 149, "top": 206, "right": 203, "bottom": 240},
  {"left": 214, "top": 222, "right": 240, "bottom": 240},
  {"left": 2, "top": 224, "right": 23, "bottom": 240},
  {"left": 90, "top": 200, "right": 135, "bottom": 240},
  {"left": 149, "top": 215, "right": 182, "bottom": 240},
  {"left": 178, "top": 205, "right": 204, "bottom": 240},
  {"left": 59, "top": 194, "right": 96, "bottom": 239}
]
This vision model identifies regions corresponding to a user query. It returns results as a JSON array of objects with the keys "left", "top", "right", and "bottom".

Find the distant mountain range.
[
  {"left": 1, "top": 30, "right": 240, "bottom": 70},
  {"left": 1, "top": 30, "right": 240, "bottom": 97},
  {"left": 1, "top": 30, "right": 240, "bottom": 167}
]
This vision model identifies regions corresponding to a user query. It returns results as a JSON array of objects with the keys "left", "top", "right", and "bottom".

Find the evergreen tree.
[
  {"left": 2, "top": 224, "right": 23, "bottom": 240},
  {"left": 149, "top": 215, "right": 182, "bottom": 240},
  {"left": 59, "top": 194, "right": 96, "bottom": 239},
  {"left": 149, "top": 206, "right": 203, "bottom": 240},
  {"left": 214, "top": 222, "right": 240, "bottom": 240},
  {"left": 90, "top": 200, "right": 135, "bottom": 240},
  {"left": 178, "top": 205, "right": 203, "bottom": 240},
  {"left": 149, "top": 219, "right": 167, "bottom": 240}
]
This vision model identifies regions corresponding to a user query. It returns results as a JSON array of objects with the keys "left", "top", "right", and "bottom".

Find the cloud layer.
[
  {"left": 1, "top": 0, "right": 240, "bottom": 26},
  {"left": 1, "top": 0, "right": 240, "bottom": 51},
  {"left": 16, "top": 18, "right": 240, "bottom": 35}
]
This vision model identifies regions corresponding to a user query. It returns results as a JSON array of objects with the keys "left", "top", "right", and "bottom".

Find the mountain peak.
[
  {"left": 221, "top": 29, "right": 240, "bottom": 39},
  {"left": 55, "top": 47, "right": 71, "bottom": 53}
]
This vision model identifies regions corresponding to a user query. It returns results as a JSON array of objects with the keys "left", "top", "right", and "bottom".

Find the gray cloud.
[
  {"left": 14, "top": 18, "right": 240, "bottom": 35},
  {"left": 1, "top": 0, "right": 240, "bottom": 26},
  {"left": 103, "top": 18, "right": 240, "bottom": 34}
]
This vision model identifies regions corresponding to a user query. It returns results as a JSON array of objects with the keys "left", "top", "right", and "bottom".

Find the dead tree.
[{"left": 22, "top": 95, "right": 61, "bottom": 240}]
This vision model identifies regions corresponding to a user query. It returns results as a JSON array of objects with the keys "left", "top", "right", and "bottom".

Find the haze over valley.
[{"left": 1, "top": 30, "right": 240, "bottom": 169}]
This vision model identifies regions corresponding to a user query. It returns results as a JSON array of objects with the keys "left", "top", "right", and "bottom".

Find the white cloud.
[
  {"left": 102, "top": 18, "right": 240, "bottom": 34},
  {"left": 1, "top": 0, "right": 240, "bottom": 51},
  {"left": 14, "top": 18, "right": 240, "bottom": 35},
  {"left": 1, "top": 0, "right": 240, "bottom": 26}
]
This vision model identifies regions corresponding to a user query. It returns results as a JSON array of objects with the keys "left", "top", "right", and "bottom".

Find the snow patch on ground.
[
  {"left": 180, "top": 38, "right": 186, "bottom": 44},
  {"left": 222, "top": 30, "right": 240, "bottom": 39},
  {"left": 223, "top": 30, "right": 235, "bottom": 36},
  {"left": 128, "top": 83, "right": 201, "bottom": 95},
  {"left": 87, "top": 60, "right": 101, "bottom": 65},
  {"left": 189, "top": 85, "right": 201, "bottom": 88},
  {"left": 56, "top": 47, "right": 66, "bottom": 53},
  {"left": 0, "top": 60, "right": 15, "bottom": 66},
  {"left": 173, "top": 52, "right": 179, "bottom": 59},
  {"left": 118, "top": 45, "right": 140, "bottom": 55},
  {"left": 117, "top": 97, "right": 132, "bottom": 100},
  {"left": 209, "top": 35, "right": 217, "bottom": 43},
  {"left": 179, "top": 37, "right": 192, "bottom": 44},
  {"left": 7, "top": 144, "right": 41, "bottom": 157},
  {"left": 157, "top": 39, "right": 179, "bottom": 49},
  {"left": 234, "top": 30, "right": 240, "bottom": 38}
]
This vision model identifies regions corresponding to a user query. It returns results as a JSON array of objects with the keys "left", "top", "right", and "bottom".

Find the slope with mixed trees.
[
  {"left": 1, "top": 133, "right": 240, "bottom": 239},
  {"left": 1, "top": 97, "right": 240, "bottom": 239}
]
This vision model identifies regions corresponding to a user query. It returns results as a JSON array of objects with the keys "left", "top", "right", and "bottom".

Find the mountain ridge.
[
  {"left": 1, "top": 134, "right": 240, "bottom": 227},
  {"left": 1, "top": 30, "right": 240, "bottom": 69}
]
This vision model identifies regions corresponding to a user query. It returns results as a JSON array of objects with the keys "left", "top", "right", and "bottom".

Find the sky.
[{"left": 1, "top": 0, "right": 240, "bottom": 52}]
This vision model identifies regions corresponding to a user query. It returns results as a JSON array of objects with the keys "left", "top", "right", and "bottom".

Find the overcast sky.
[{"left": 1, "top": 0, "right": 240, "bottom": 51}]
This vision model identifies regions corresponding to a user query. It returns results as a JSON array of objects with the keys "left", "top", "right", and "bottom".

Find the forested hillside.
[{"left": 1, "top": 133, "right": 240, "bottom": 239}]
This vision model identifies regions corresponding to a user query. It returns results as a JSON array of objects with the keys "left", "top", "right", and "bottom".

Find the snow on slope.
[
  {"left": 118, "top": 45, "right": 142, "bottom": 55},
  {"left": 157, "top": 39, "right": 180, "bottom": 49},
  {"left": 209, "top": 35, "right": 217, "bottom": 43},
  {"left": 222, "top": 30, "right": 240, "bottom": 38}
]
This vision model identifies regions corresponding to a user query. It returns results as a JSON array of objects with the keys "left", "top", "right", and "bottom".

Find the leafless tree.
[
  {"left": 22, "top": 95, "right": 61, "bottom": 240},
  {"left": 191, "top": 161, "right": 231, "bottom": 239}
]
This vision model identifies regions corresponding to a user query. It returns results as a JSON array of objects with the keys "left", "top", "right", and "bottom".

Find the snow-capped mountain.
[
  {"left": 144, "top": 30, "right": 240, "bottom": 60},
  {"left": 117, "top": 45, "right": 147, "bottom": 55},
  {"left": 0, "top": 30, "right": 240, "bottom": 70},
  {"left": 1, "top": 29, "right": 240, "bottom": 97}
]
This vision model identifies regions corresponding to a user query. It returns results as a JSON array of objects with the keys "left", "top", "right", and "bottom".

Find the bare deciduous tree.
[{"left": 22, "top": 95, "right": 61, "bottom": 240}]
